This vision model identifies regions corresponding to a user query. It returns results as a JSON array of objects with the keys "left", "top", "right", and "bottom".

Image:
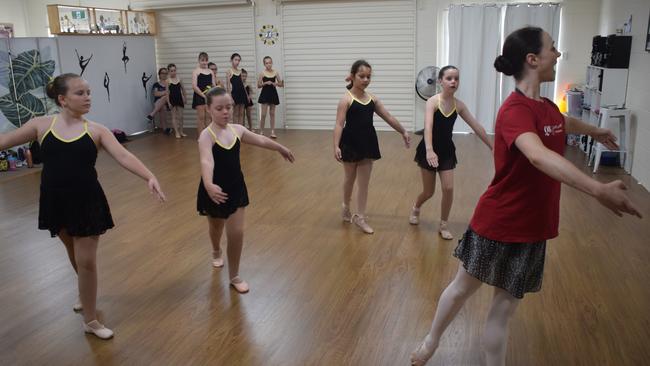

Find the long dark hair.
[
  {"left": 438, "top": 65, "right": 458, "bottom": 80},
  {"left": 346, "top": 59, "right": 371, "bottom": 90},
  {"left": 494, "top": 26, "right": 544, "bottom": 80}
]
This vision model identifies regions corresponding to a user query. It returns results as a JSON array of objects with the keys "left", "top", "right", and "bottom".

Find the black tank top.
[
  {"left": 169, "top": 81, "right": 183, "bottom": 103},
  {"left": 206, "top": 125, "right": 244, "bottom": 189},
  {"left": 230, "top": 71, "right": 245, "bottom": 92},
  {"left": 196, "top": 73, "right": 212, "bottom": 93},
  {"left": 40, "top": 117, "right": 98, "bottom": 189},
  {"left": 261, "top": 75, "right": 276, "bottom": 87},
  {"left": 431, "top": 99, "right": 457, "bottom": 157},
  {"left": 344, "top": 91, "right": 375, "bottom": 130}
]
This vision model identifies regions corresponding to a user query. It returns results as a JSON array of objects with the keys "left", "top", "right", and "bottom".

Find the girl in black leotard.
[
  {"left": 226, "top": 53, "right": 249, "bottom": 127},
  {"left": 257, "top": 56, "right": 283, "bottom": 138},
  {"left": 333, "top": 60, "right": 411, "bottom": 234},
  {"left": 241, "top": 68, "right": 254, "bottom": 130},
  {"left": 196, "top": 87, "right": 294, "bottom": 294},
  {"left": 408, "top": 66, "right": 493, "bottom": 240},
  {"left": 0, "top": 73, "right": 165, "bottom": 340},
  {"left": 167, "top": 63, "right": 187, "bottom": 138},
  {"left": 192, "top": 52, "right": 217, "bottom": 133}
]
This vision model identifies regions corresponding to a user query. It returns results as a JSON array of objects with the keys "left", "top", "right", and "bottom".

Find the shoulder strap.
[{"left": 206, "top": 126, "right": 218, "bottom": 142}]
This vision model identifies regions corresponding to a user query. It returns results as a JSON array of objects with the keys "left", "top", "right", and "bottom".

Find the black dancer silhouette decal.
[
  {"left": 142, "top": 72, "right": 152, "bottom": 98},
  {"left": 75, "top": 49, "right": 93, "bottom": 76},
  {"left": 104, "top": 72, "right": 110, "bottom": 102},
  {"left": 121, "top": 41, "right": 130, "bottom": 73}
]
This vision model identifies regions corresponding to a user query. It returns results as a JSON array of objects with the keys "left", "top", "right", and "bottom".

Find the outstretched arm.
[
  {"left": 373, "top": 96, "right": 410, "bottom": 148},
  {"left": 457, "top": 100, "right": 493, "bottom": 150},
  {"left": 515, "top": 132, "right": 641, "bottom": 218},
  {"left": 235, "top": 124, "right": 294, "bottom": 162},
  {"left": 0, "top": 118, "right": 41, "bottom": 150},
  {"left": 565, "top": 115, "right": 618, "bottom": 150},
  {"left": 96, "top": 124, "right": 165, "bottom": 202}
]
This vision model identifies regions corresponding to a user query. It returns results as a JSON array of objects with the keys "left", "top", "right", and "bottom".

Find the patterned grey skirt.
[{"left": 453, "top": 227, "right": 546, "bottom": 299}]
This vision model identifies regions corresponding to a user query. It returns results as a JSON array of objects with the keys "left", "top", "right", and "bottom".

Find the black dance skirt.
[
  {"left": 414, "top": 138, "right": 457, "bottom": 171},
  {"left": 197, "top": 179, "right": 249, "bottom": 219},
  {"left": 453, "top": 227, "right": 546, "bottom": 299},
  {"left": 38, "top": 182, "right": 114, "bottom": 237},
  {"left": 339, "top": 126, "right": 381, "bottom": 162}
]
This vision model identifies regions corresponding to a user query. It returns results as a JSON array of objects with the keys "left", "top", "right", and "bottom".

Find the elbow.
[{"left": 527, "top": 152, "right": 544, "bottom": 168}]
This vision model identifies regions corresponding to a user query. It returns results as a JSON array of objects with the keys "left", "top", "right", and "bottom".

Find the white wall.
[
  {"left": 0, "top": 0, "right": 29, "bottom": 37},
  {"left": 254, "top": 1, "right": 285, "bottom": 127},
  {"left": 57, "top": 36, "right": 157, "bottom": 135},
  {"left": 14, "top": 0, "right": 608, "bottom": 133},
  {"left": 556, "top": 0, "right": 601, "bottom": 98},
  {"left": 600, "top": 0, "right": 650, "bottom": 189}
]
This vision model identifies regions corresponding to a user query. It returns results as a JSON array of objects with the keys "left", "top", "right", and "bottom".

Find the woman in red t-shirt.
[{"left": 411, "top": 27, "right": 642, "bottom": 366}]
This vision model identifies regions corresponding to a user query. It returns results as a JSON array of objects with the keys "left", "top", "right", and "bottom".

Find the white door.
[
  {"left": 281, "top": 0, "right": 416, "bottom": 130},
  {"left": 154, "top": 4, "right": 257, "bottom": 127}
]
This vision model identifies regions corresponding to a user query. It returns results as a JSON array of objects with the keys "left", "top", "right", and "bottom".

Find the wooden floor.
[{"left": 1, "top": 130, "right": 649, "bottom": 366}]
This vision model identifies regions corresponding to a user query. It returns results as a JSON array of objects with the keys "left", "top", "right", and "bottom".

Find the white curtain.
[
  {"left": 501, "top": 3, "right": 562, "bottom": 104},
  {"left": 446, "top": 3, "right": 562, "bottom": 133},
  {"left": 448, "top": 4, "right": 501, "bottom": 133}
]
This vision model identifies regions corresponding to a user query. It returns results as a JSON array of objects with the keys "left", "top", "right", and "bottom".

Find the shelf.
[{"left": 47, "top": 4, "right": 156, "bottom": 36}]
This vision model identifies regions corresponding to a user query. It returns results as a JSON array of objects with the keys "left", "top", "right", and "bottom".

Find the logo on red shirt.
[{"left": 543, "top": 123, "right": 563, "bottom": 137}]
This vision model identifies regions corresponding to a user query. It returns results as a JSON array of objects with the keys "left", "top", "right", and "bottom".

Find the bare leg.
[
  {"left": 171, "top": 106, "right": 181, "bottom": 138},
  {"left": 355, "top": 159, "right": 373, "bottom": 216},
  {"left": 148, "top": 96, "right": 169, "bottom": 117},
  {"left": 482, "top": 288, "right": 520, "bottom": 366},
  {"left": 59, "top": 229, "right": 77, "bottom": 272},
  {"left": 73, "top": 236, "right": 99, "bottom": 323},
  {"left": 351, "top": 159, "right": 374, "bottom": 234},
  {"left": 196, "top": 105, "right": 207, "bottom": 133},
  {"left": 438, "top": 169, "right": 455, "bottom": 239},
  {"left": 342, "top": 162, "right": 357, "bottom": 209},
  {"left": 178, "top": 106, "right": 186, "bottom": 136},
  {"left": 410, "top": 169, "right": 436, "bottom": 225},
  {"left": 245, "top": 106, "right": 253, "bottom": 130},
  {"left": 411, "top": 263, "right": 483, "bottom": 365},
  {"left": 269, "top": 105, "right": 276, "bottom": 138},
  {"left": 158, "top": 107, "right": 168, "bottom": 132},
  {"left": 208, "top": 217, "right": 225, "bottom": 268},
  {"left": 259, "top": 104, "right": 269, "bottom": 134},
  {"left": 415, "top": 169, "right": 436, "bottom": 209},
  {"left": 225, "top": 208, "right": 248, "bottom": 293},
  {"left": 60, "top": 229, "right": 82, "bottom": 311},
  {"left": 73, "top": 235, "right": 112, "bottom": 339},
  {"left": 232, "top": 105, "right": 241, "bottom": 125}
]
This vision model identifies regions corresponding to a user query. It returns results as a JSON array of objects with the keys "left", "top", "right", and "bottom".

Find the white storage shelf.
[{"left": 579, "top": 66, "right": 629, "bottom": 154}]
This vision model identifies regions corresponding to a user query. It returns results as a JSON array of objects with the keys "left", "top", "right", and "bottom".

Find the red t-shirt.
[{"left": 470, "top": 91, "right": 565, "bottom": 243}]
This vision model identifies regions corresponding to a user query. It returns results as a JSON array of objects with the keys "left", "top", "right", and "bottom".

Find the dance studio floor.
[{"left": 1, "top": 130, "right": 649, "bottom": 365}]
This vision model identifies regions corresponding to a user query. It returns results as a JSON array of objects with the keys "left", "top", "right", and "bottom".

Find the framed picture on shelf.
[
  {"left": 94, "top": 8, "right": 124, "bottom": 34},
  {"left": 0, "top": 23, "right": 14, "bottom": 38},
  {"left": 48, "top": 5, "right": 156, "bottom": 35},
  {"left": 57, "top": 6, "right": 92, "bottom": 33},
  {"left": 127, "top": 11, "right": 154, "bottom": 34}
]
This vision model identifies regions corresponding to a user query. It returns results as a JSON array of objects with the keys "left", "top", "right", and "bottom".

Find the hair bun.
[
  {"left": 494, "top": 55, "right": 514, "bottom": 76},
  {"left": 45, "top": 78, "right": 57, "bottom": 99}
]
